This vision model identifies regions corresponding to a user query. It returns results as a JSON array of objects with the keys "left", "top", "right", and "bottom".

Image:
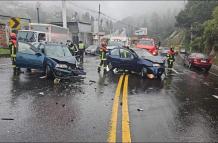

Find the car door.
[
  {"left": 120, "top": 49, "right": 137, "bottom": 71},
  {"left": 108, "top": 48, "right": 121, "bottom": 68},
  {"left": 16, "top": 42, "right": 44, "bottom": 69}
]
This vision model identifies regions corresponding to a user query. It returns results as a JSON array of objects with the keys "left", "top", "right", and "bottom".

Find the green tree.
[{"left": 203, "top": 6, "right": 218, "bottom": 53}]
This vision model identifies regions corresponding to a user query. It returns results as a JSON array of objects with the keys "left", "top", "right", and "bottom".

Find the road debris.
[
  {"left": 212, "top": 95, "right": 218, "bottom": 99},
  {"left": 137, "top": 108, "right": 144, "bottom": 112},
  {"left": 89, "top": 80, "right": 96, "bottom": 83},
  {"left": 120, "top": 102, "right": 122, "bottom": 106},
  {"left": 62, "top": 104, "right": 65, "bottom": 107},
  {"left": 1, "top": 118, "right": 14, "bottom": 120},
  {"left": 40, "top": 76, "right": 47, "bottom": 79},
  {"left": 39, "top": 92, "right": 44, "bottom": 95},
  {"left": 54, "top": 78, "right": 61, "bottom": 84}
]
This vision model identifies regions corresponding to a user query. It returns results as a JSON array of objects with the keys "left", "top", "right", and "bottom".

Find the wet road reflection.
[{"left": 0, "top": 56, "right": 217, "bottom": 142}]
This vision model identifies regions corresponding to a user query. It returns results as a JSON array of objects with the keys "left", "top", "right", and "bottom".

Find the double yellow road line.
[{"left": 108, "top": 74, "right": 131, "bottom": 143}]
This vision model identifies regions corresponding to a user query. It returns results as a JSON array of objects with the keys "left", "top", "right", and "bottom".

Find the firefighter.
[
  {"left": 167, "top": 47, "right": 176, "bottom": 68},
  {"left": 67, "top": 40, "right": 79, "bottom": 56},
  {"left": 98, "top": 40, "right": 108, "bottom": 73},
  {"left": 9, "top": 33, "right": 17, "bottom": 71},
  {"left": 78, "top": 41, "right": 85, "bottom": 63}
]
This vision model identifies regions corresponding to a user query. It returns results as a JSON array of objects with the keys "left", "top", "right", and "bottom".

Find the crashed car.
[
  {"left": 16, "top": 42, "right": 86, "bottom": 79},
  {"left": 107, "top": 47, "right": 165, "bottom": 79}
]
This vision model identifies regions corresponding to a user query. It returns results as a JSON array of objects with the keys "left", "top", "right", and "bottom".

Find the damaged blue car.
[
  {"left": 16, "top": 42, "right": 86, "bottom": 79},
  {"left": 107, "top": 47, "right": 165, "bottom": 79}
]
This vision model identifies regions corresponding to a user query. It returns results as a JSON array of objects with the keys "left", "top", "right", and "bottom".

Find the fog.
[{"left": 1, "top": 1, "right": 185, "bottom": 20}]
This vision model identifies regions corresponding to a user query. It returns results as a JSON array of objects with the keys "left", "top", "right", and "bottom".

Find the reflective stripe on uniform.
[{"left": 79, "top": 43, "right": 85, "bottom": 49}]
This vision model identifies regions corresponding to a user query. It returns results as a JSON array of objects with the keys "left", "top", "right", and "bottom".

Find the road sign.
[{"left": 9, "top": 17, "right": 21, "bottom": 30}]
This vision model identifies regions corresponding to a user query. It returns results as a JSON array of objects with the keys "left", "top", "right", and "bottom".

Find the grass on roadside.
[{"left": 0, "top": 48, "right": 10, "bottom": 55}]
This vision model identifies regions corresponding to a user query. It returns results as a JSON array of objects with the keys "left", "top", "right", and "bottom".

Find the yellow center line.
[
  {"left": 122, "top": 75, "right": 131, "bottom": 143},
  {"left": 108, "top": 75, "right": 124, "bottom": 143}
]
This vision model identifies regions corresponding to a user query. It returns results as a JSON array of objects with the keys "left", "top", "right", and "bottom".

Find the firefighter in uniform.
[
  {"left": 78, "top": 41, "right": 85, "bottom": 63},
  {"left": 9, "top": 33, "right": 17, "bottom": 71},
  {"left": 98, "top": 41, "right": 107, "bottom": 73},
  {"left": 67, "top": 40, "right": 79, "bottom": 56},
  {"left": 166, "top": 47, "right": 176, "bottom": 68}
]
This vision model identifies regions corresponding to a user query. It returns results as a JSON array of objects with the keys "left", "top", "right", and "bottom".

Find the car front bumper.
[
  {"left": 148, "top": 66, "right": 165, "bottom": 77},
  {"left": 53, "top": 67, "right": 86, "bottom": 79}
]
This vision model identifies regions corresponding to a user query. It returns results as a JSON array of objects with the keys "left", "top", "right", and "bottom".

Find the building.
[
  {"left": 0, "top": 23, "right": 10, "bottom": 48},
  {"left": 51, "top": 21, "right": 92, "bottom": 46}
]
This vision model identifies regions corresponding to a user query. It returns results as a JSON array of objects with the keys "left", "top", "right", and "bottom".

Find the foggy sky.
[{"left": 22, "top": 1, "right": 185, "bottom": 20}]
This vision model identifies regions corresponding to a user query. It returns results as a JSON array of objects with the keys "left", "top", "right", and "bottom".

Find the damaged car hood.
[{"left": 50, "top": 56, "right": 77, "bottom": 65}]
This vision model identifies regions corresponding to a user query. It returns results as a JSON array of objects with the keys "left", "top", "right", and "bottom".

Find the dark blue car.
[
  {"left": 16, "top": 42, "right": 86, "bottom": 79},
  {"left": 107, "top": 47, "right": 165, "bottom": 79}
]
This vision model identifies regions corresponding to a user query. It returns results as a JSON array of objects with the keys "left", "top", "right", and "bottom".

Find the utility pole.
[
  {"left": 62, "top": 0, "right": 67, "bottom": 28},
  {"left": 36, "top": 2, "right": 40, "bottom": 23},
  {"left": 98, "top": 3, "right": 101, "bottom": 45}
]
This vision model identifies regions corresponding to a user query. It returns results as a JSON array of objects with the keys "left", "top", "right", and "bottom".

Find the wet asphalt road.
[{"left": 0, "top": 55, "right": 218, "bottom": 142}]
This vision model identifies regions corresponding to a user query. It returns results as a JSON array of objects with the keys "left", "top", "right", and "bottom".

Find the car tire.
[
  {"left": 108, "top": 62, "right": 114, "bottom": 72},
  {"left": 205, "top": 66, "right": 211, "bottom": 72},
  {"left": 45, "top": 64, "right": 52, "bottom": 79}
]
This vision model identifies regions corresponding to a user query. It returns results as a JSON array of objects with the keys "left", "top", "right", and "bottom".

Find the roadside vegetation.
[
  {"left": 0, "top": 48, "right": 10, "bottom": 56},
  {"left": 175, "top": 1, "right": 218, "bottom": 55}
]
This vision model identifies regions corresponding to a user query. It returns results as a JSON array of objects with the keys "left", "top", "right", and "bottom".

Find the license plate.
[{"left": 201, "top": 60, "right": 206, "bottom": 63}]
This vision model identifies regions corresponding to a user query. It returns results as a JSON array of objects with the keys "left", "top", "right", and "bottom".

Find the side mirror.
[{"left": 35, "top": 52, "right": 42, "bottom": 56}]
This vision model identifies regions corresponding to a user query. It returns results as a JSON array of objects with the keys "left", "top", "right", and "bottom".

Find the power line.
[{"left": 69, "top": 2, "right": 139, "bottom": 29}]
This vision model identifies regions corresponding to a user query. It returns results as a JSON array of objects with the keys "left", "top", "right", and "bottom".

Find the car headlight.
[
  {"left": 55, "top": 64, "right": 68, "bottom": 69},
  {"left": 153, "top": 63, "right": 160, "bottom": 67}
]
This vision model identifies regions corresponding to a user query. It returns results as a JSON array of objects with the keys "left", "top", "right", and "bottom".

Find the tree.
[{"left": 203, "top": 6, "right": 218, "bottom": 53}]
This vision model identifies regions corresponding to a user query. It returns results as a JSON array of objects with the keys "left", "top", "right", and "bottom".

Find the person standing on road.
[
  {"left": 78, "top": 41, "right": 85, "bottom": 63},
  {"left": 67, "top": 40, "right": 79, "bottom": 56},
  {"left": 9, "top": 33, "right": 17, "bottom": 72},
  {"left": 167, "top": 47, "right": 176, "bottom": 68},
  {"left": 98, "top": 40, "right": 108, "bottom": 73}
]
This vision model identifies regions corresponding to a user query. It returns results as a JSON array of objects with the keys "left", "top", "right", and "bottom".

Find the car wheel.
[
  {"left": 108, "top": 62, "right": 114, "bottom": 71},
  {"left": 45, "top": 64, "right": 52, "bottom": 79},
  {"left": 205, "top": 67, "right": 211, "bottom": 72}
]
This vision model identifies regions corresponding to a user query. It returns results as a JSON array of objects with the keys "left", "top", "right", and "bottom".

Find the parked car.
[
  {"left": 184, "top": 53, "right": 212, "bottom": 72},
  {"left": 85, "top": 45, "right": 100, "bottom": 55},
  {"left": 107, "top": 47, "right": 165, "bottom": 79},
  {"left": 180, "top": 48, "right": 186, "bottom": 54},
  {"left": 136, "top": 38, "right": 158, "bottom": 56},
  {"left": 16, "top": 42, "right": 86, "bottom": 79}
]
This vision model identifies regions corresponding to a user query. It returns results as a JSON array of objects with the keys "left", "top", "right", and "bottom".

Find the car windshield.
[
  {"left": 45, "top": 45, "right": 72, "bottom": 58},
  {"left": 162, "top": 47, "right": 170, "bottom": 51},
  {"left": 133, "top": 48, "right": 153, "bottom": 58},
  {"left": 191, "top": 53, "right": 207, "bottom": 58},
  {"left": 138, "top": 40, "right": 154, "bottom": 46},
  {"left": 108, "top": 41, "right": 123, "bottom": 47},
  {"left": 17, "top": 31, "right": 37, "bottom": 42}
]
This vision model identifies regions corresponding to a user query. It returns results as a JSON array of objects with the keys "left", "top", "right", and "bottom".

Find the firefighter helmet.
[{"left": 10, "top": 33, "right": 16, "bottom": 40}]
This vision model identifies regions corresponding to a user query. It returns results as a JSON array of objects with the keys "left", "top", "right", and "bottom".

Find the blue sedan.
[
  {"left": 107, "top": 47, "right": 165, "bottom": 79},
  {"left": 16, "top": 42, "right": 86, "bottom": 79}
]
